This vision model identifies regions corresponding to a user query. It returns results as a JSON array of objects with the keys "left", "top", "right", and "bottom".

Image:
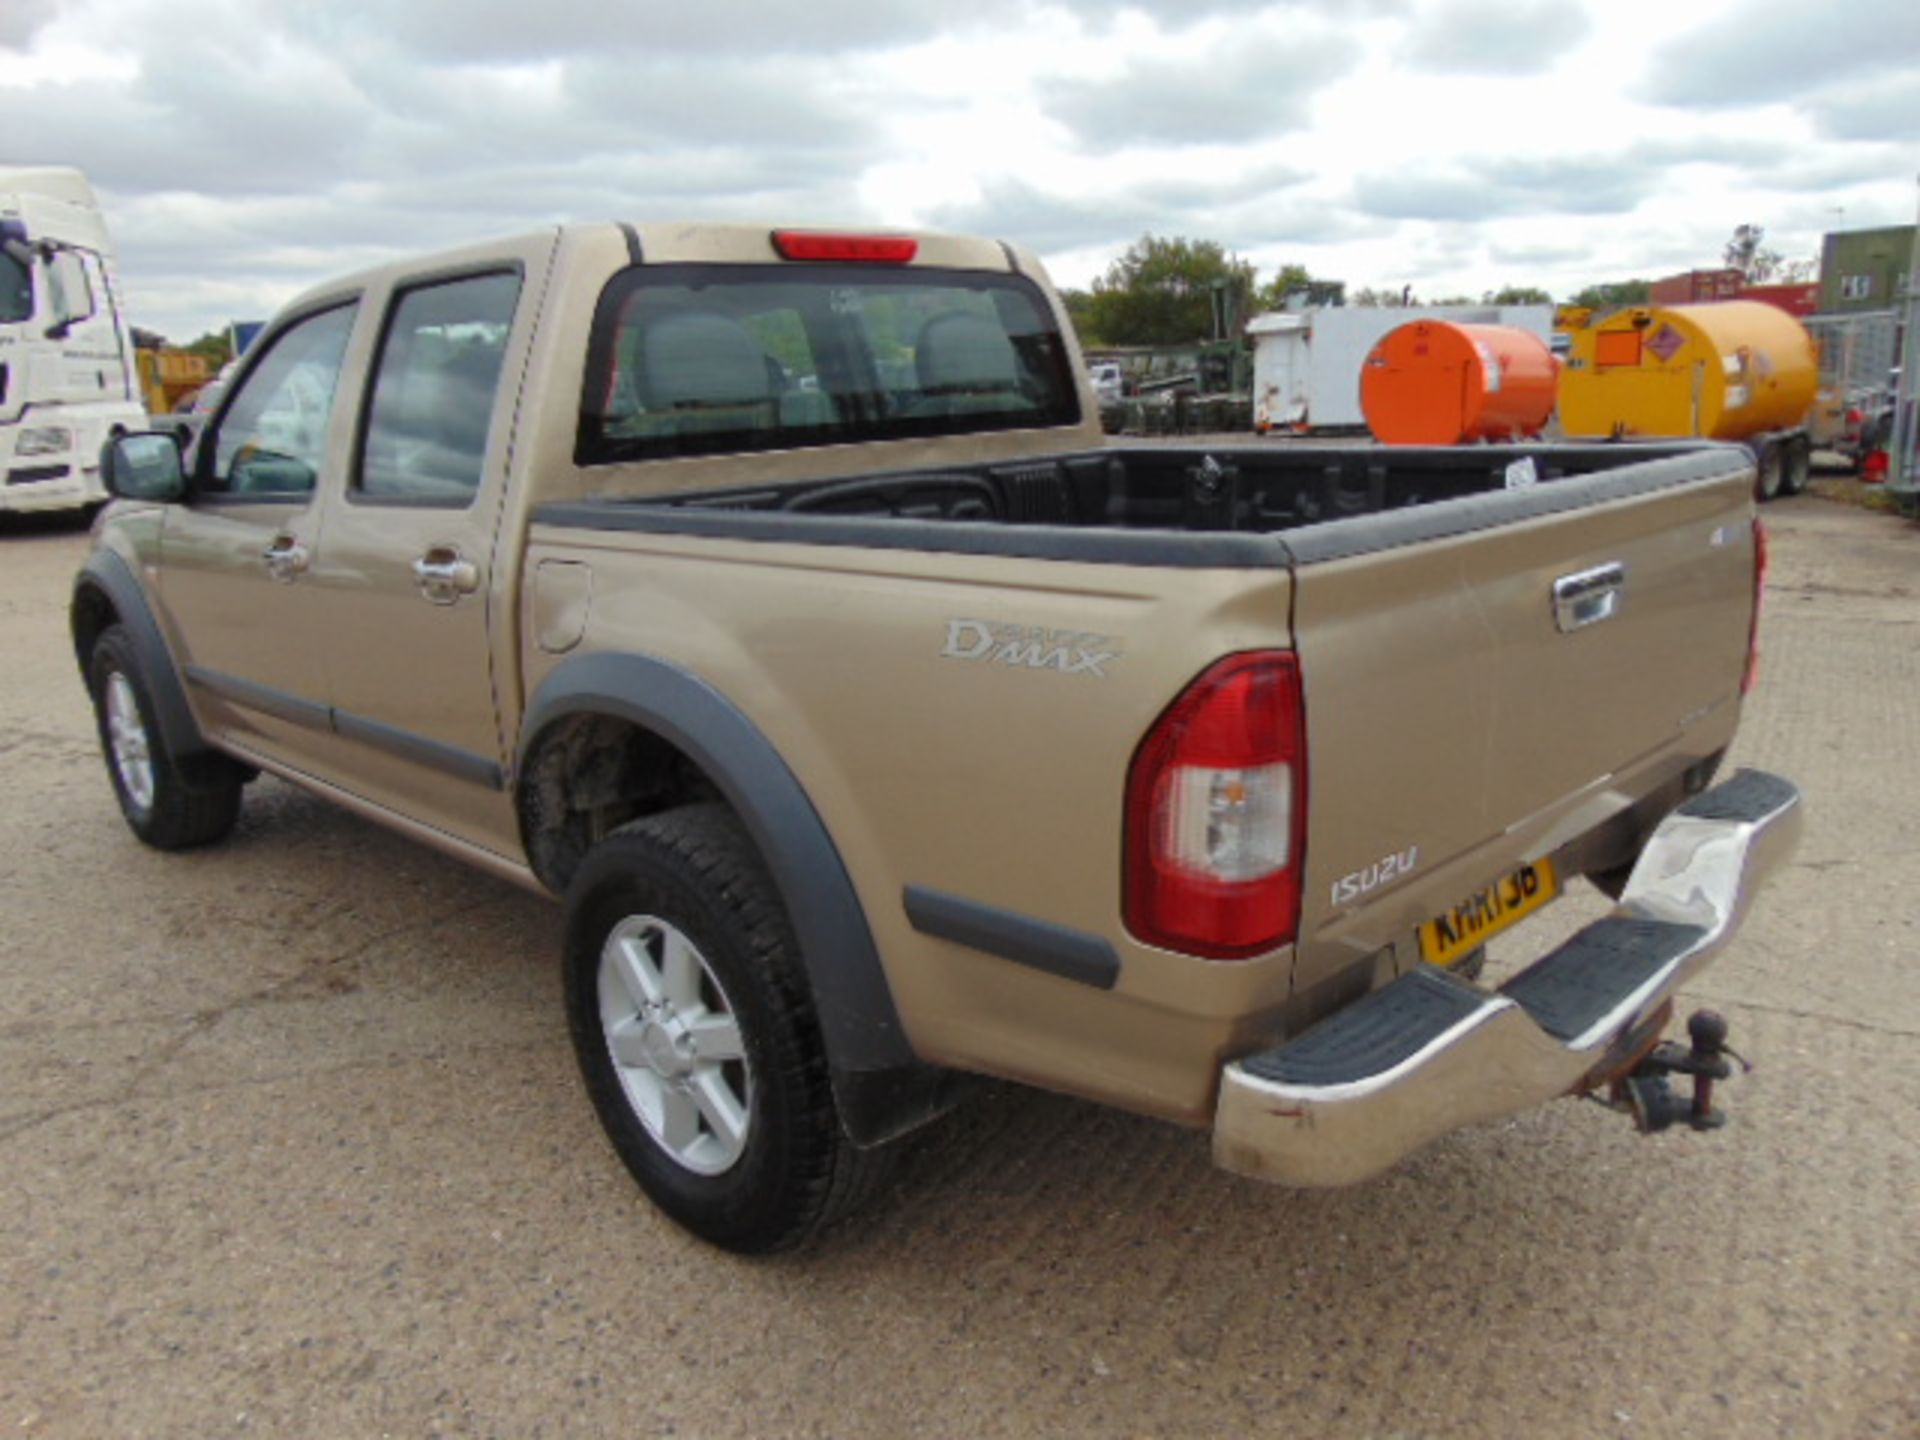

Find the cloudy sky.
[{"left": 5, "top": 0, "right": 1918, "bottom": 341}]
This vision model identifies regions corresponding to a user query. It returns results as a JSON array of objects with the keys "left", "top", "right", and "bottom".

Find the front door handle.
[
  {"left": 263, "top": 535, "right": 311, "bottom": 583},
  {"left": 1552, "top": 562, "right": 1625, "bottom": 633},
  {"left": 412, "top": 546, "right": 480, "bottom": 605}
]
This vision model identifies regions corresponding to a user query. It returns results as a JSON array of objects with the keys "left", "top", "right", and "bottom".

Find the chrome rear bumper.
[{"left": 1214, "top": 769, "right": 1802, "bottom": 1187}]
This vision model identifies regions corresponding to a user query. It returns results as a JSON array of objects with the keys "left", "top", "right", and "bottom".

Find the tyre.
[
  {"left": 563, "top": 804, "right": 886, "bottom": 1253},
  {"left": 88, "top": 625, "right": 243, "bottom": 849},
  {"left": 1782, "top": 438, "right": 1811, "bottom": 496},
  {"left": 1754, "top": 441, "right": 1783, "bottom": 502}
]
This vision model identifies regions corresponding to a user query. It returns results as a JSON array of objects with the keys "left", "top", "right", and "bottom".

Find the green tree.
[
  {"left": 1086, "top": 234, "right": 1256, "bottom": 346},
  {"left": 1568, "top": 278, "right": 1651, "bottom": 312},
  {"left": 1723, "top": 223, "right": 1785, "bottom": 283},
  {"left": 1350, "top": 285, "right": 1415, "bottom": 307},
  {"left": 1485, "top": 285, "right": 1552, "bottom": 305},
  {"left": 1058, "top": 287, "right": 1102, "bottom": 346},
  {"left": 184, "top": 330, "right": 235, "bottom": 366},
  {"left": 1255, "top": 265, "right": 1345, "bottom": 311}
]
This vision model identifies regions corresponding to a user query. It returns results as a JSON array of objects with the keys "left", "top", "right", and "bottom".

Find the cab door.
[
  {"left": 157, "top": 300, "right": 362, "bottom": 779},
  {"left": 306, "top": 258, "right": 540, "bottom": 855}
]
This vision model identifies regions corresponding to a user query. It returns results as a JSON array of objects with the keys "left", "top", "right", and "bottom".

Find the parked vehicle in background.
[
  {"left": 1559, "top": 301, "right": 1818, "bottom": 501},
  {"left": 78, "top": 222, "right": 1796, "bottom": 1254},
  {"left": 133, "top": 342, "right": 214, "bottom": 415},
  {"left": 0, "top": 167, "right": 146, "bottom": 516},
  {"left": 1087, "top": 361, "right": 1124, "bottom": 404}
]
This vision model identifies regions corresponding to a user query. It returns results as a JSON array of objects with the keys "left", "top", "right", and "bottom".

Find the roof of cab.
[{"left": 273, "top": 221, "right": 1025, "bottom": 324}]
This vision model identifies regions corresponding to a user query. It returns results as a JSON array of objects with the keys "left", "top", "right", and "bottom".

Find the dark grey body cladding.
[
  {"left": 520, "top": 651, "right": 956, "bottom": 1147},
  {"left": 71, "top": 548, "right": 212, "bottom": 762},
  {"left": 904, "top": 885, "right": 1120, "bottom": 990}
]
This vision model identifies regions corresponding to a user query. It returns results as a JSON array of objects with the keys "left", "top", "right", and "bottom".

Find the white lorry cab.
[{"left": 1, "top": 167, "right": 146, "bottom": 515}]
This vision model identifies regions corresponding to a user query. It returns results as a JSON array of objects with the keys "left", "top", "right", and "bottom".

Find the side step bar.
[{"left": 1214, "top": 769, "right": 1802, "bottom": 1187}]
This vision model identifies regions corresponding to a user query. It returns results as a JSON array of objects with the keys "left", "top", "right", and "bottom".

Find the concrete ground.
[{"left": 1, "top": 496, "right": 1914, "bottom": 1439}]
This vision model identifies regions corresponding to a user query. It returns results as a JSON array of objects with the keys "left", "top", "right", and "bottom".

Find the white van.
[{"left": 1, "top": 167, "right": 147, "bottom": 515}]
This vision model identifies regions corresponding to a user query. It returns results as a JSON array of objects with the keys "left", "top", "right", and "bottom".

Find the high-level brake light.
[
  {"left": 771, "top": 231, "right": 918, "bottom": 264},
  {"left": 1125, "top": 652, "right": 1307, "bottom": 959}
]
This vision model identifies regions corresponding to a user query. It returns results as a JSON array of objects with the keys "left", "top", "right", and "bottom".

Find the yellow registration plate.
[{"left": 1418, "top": 858, "right": 1559, "bottom": 967}]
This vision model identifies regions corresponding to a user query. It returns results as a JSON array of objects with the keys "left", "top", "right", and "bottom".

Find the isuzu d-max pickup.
[{"left": 75, "top": 223, "right": 1799, "bottom": 1252}]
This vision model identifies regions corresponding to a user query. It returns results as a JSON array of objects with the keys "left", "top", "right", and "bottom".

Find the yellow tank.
[
  {"left": 1558, "top": 301, "right": 1817, "bottom": 442},
  {"left": 134, "top": 347, "right": 214, "bottom": 413}
]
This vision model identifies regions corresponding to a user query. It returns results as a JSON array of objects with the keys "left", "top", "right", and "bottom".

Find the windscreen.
[
  {"left": 0, "top": 249, "right": 31, "bottom": 323},
  {"left": 577, "top": 263, "right": 1079, "bottom": 464}
]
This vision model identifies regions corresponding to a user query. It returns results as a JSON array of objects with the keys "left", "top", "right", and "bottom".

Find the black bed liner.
[{"left": 532, "top": 441, "right": 1753, "bottom": 570}]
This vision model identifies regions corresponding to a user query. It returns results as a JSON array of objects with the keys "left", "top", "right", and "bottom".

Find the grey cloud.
[
  {"left": 1399, "top": 0, "right": 1589, "bottom": 76},
  {"left": 1806, "top": 72, "right": 1920, "bottom": 143},
  {"left": 1488, "top": 238, "right": 1588, "bottom": 266},
  {"left": 928, "top": 169, "right": 1360, "bottom": 260},
  {"left": 1767, "top": 143, "right": 1915, "bottom": 191},
  {"left": 1640, "top": 0, "right": 1920, "bottom": 108},
  {"left": 1041, "top": 30, "right": 1359, "bottom": 151},
  {"left": 345, "top": 0, "right": 998, "bottom": 62},
  {"left": 1354, "top": 153, "right": 1650, "bottom": 221},
  {"left": 0, "top": 0, "right": 60, "bottom": 48},
  {"left": 928, "top": 178, "right": 1196, "bottom": 254}
]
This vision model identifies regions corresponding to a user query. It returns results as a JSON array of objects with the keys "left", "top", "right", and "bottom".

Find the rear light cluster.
[
  {"left": 771, "top": 231, "right": 918, "bottom": 264},
  {"left": 1743, "top": 517, "right": 1768, "bottom": 694},
  {"left": 1125, "top": 652, "right": 1307, "bottom": 959}
]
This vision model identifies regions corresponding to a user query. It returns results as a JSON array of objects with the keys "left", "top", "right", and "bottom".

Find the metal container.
[
  {"left": 1558, "top": 301, "right": 1817, "bottom": 442},
  {"left": 1360, "top": 321, "right": 1559, "bottom": 445}
]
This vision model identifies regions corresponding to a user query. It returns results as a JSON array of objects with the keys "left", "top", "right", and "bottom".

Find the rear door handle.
[
  {"left": 263, "top": 535, "right": 311, "bottom": 582},
  {"left": 412, "top": 547, "right": 479, "bottom": 605},
  {"left": 1552, "top": 562, "right": 1624, "bottom": 632}
]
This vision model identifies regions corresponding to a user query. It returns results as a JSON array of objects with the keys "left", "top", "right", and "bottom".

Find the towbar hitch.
[{"left": 1613, "top": 1009, "right": 1750, "bottom": 1134}]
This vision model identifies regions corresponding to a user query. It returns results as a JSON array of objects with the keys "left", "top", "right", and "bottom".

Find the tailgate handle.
[{"left": 1552, "top": 562, "right": 1624, "bottom": 633}]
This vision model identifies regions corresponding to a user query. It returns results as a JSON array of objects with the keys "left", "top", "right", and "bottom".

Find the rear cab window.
[{"left": 576, "top": 263, "right": 1079, "bottom": 466}]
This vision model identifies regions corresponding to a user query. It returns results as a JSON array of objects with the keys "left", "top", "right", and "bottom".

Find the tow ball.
[{"left": 1612, "top": 1010, "right": 1751, "bottom": 1134}]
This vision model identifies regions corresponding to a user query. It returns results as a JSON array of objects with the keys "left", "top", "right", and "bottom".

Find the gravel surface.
[{"left": 1, "top": 496, "right": 1914, "bottom": 1439}]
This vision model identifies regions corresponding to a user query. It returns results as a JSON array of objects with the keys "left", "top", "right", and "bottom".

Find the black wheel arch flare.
[{"left": 517, "top": 651, "right": 957, "bottom": 1147}]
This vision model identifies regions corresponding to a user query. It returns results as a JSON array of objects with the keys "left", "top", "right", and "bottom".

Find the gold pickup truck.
[{"left": 75, "top": 224, "right": 1800, "bottom": 1253}]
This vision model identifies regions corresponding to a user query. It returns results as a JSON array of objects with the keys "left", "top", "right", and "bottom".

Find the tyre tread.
[
  {"left": 90, "top": 626, "right": 243, "bottom": 850},
  {"left": 569, "top": 804, "right": 888, "bottom": 1253}
]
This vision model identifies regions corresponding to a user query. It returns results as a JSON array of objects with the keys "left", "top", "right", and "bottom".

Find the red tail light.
[
  {"left": 771, "top": 231, "right": 918, "bottom": 263},
  {"left": 1743, "top": 517, "right": 1767, "bottom": 695},
  {"left": 1125, "top": 652, "right": 1307, "bottom": 959}
]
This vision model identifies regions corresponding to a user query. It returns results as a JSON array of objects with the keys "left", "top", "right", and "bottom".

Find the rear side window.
[
  {"left": 577, "top": 263, "right": 1079, "bottom": 464},
  {"left": 358, "top": 270, "right": 522, "bottom": 504}
]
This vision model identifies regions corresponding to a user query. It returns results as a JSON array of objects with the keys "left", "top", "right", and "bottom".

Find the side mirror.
[{"left": 101, "top": 432, "right": 187, "bottom": 503}]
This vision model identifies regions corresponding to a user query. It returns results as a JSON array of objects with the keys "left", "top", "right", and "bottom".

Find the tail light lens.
[
  {"left": 1743, "top": 517, "right": 1767, "bottom": 694},
  {"left": 1125, "top": 652, "right": 1307, "bottom": 958}
]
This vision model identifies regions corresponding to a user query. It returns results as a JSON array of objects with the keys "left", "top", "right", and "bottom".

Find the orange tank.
[{"left": 1360, "top": 321, "right": 1560, "bottom": 445}]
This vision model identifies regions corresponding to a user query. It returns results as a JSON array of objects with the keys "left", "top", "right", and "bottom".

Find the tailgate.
[{"left": 1287, "top": 452, "right": 1757, "bottom": 984}]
